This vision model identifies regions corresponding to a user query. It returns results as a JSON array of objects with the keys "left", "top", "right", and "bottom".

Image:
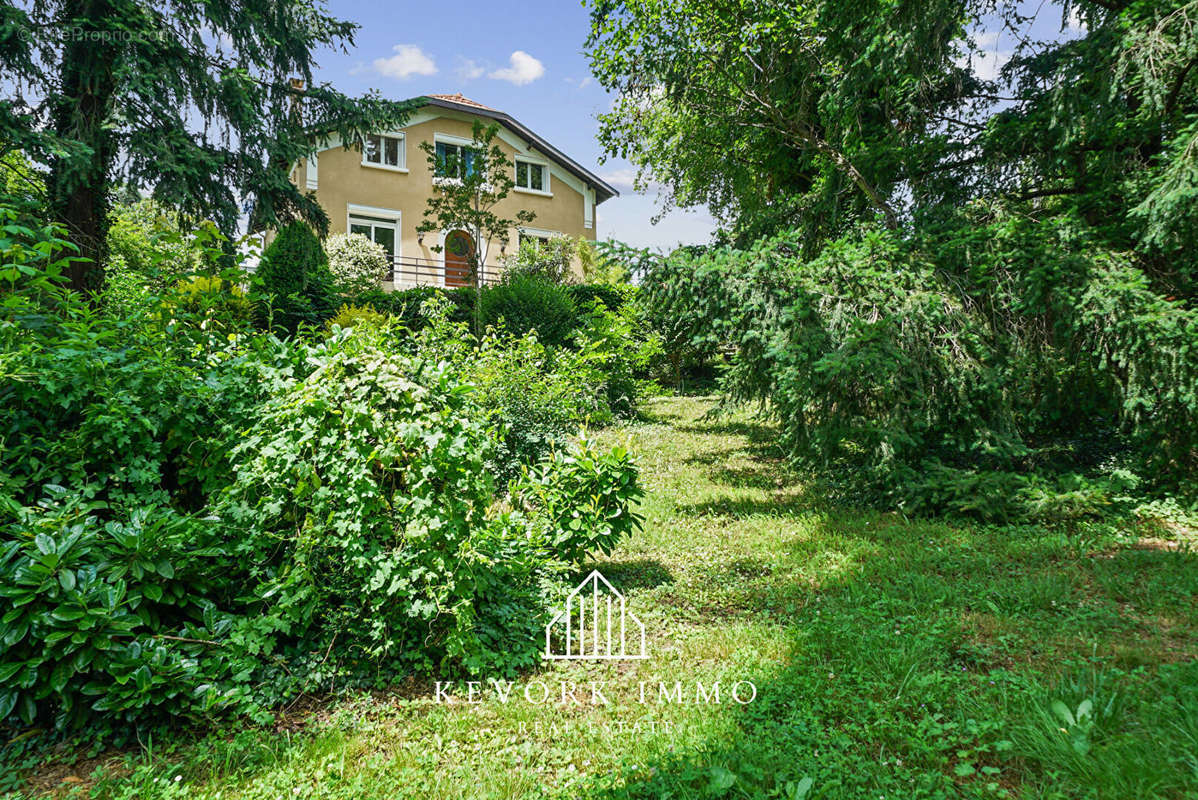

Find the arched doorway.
[{"left": 444, "top": 230, "right": 473, "bottom": 287}]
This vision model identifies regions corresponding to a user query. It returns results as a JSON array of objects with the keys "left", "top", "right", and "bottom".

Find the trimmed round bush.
[
  {"left": 325, "top": 232, "right": 388, "bottom": 295},
  {"left": 478, "top": 275, "right": 578, "bottom": 347},
  {"left": 257, "top": 221, "right": 336, "bottom": 331}
]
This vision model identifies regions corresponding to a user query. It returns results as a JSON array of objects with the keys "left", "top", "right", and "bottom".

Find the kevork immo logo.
[{"left": 544, "top": 570, "right": 647, "bottom": 660}]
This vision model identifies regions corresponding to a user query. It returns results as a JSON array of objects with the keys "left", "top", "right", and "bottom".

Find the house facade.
[{"left": 292, "top": 93, "right": 617, "bottom": 288}]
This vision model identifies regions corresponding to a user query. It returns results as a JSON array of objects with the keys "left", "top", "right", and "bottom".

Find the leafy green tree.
[
  {"left": 584, "top": 0, "right": 973, "bottom": 245},
  {"left": 416, "top": 120, "right": 535, "bottom": 287},
  {"left": 0, "top": 150, "right": 44, "bottom": 206},
  {"left": 0, "top": 0, "right": 417, "bottom": 292},
  {"left": 587, "top": 0, "right": 1198, "bottom": 297},
  {"left": 962, "top": 0, "right": 1198, "bottom": 298}
]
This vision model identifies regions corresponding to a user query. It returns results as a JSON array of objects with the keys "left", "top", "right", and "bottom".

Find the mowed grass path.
[{"left": 54, "top": 396, "right": 1198, "bottom": 799}]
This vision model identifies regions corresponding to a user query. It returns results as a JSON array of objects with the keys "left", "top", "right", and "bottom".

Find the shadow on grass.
[
  {"left": 676, "top": 419, "right": 782, "bottom": 449},
  {"left": 63, "top": 519, "right": 1198, "bottom": 799},
  {"left": 674, "top": 493, "right": 824, "bottom": 519},
  {"left": 572, "top": 515, "right": 1198, "bottom": 800},
  {"left": 590, "top": 558, "right": 676, "bottom": 591}
]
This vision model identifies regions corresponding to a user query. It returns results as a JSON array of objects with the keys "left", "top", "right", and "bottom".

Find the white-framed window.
[
  {"left": 520, "top": 232, "right": 550, "bottom": 248},
  {"left": 347, "top": 205, "right": 400, "bottom": 265},
  {"left": 434, "top": 139, "right": 480, "bottom": 180},
  {"left": 514, "top": 157, "right": 549, "bottom": 193},
  {"left": 518, "top": 227, "right": 560, "bottom": 250},
  {"left": 362, "top": 133, "right": 405, "bottom": 171}
]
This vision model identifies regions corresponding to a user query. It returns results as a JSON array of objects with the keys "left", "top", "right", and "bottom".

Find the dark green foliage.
[
  {"left": 478, "top": 275, "right": 578, "bottom": 347},
  {"left": 566, "top": 283, "right": 632, "bottom": 313},
  {"left": 631, "top": 245, "right": 724, "bottom": 384},
  {"left": 0, "top": 0, "right": 416, "bottom": 291},
  {"left": 0, "top": 221, "right": 646, "bottom": 736},
  {"left": 256, "top": 222, "right": 337, "bottom": 332},
  {"left": 350, "top": 285, "right": 476, "bottom": 330},
  {"left": 0, "top": 502, "right": 228, "bottom": 733},
  {"left": 641, "top": 216, "right": 1198, "bottom": 519}
]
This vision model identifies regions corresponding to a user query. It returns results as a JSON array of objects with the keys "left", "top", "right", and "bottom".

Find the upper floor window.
[
  {"left": 515, "top": 158, "right": 548, "bottom": 193},
  {"left": 434, "top": 141, "right": 478, "bottom": 179},
  {"left": 520, "top": 232, "right": 550, "bottom": 248},
  {"left": 363, "top": 133, "right": 405, "bottom": 170}
]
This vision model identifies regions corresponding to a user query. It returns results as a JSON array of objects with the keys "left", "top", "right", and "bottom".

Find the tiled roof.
[{"left": 424, "top": 93, "right": 495, "bottom": 111}]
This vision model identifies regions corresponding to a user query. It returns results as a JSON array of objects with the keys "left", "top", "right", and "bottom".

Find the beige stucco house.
[{"left": 291, "top": 93, "right": 617, "bottom": 288}]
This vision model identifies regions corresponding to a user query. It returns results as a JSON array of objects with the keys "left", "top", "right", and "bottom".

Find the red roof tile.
[{"left": 424, "top": 93, "right": 495, "bottom": 111}]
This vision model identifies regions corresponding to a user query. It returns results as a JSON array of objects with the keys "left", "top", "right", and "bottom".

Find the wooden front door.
[{"left": 444, "top": 230, "right": 473, "bottom": 287}]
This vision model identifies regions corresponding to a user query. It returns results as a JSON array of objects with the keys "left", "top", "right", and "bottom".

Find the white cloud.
[
  {"left": 566, "top": 75, "right": 593, "bottom": 90},
  {"left": 973, "top": 31, "right": 1000, "bottom": 49},
  {"left": 488, "top": 51, "right": 545, "bottom": 85},
  {"left": 373, "top": 44, "right": 437, "bottom": 80},
  {"left": 456, "top": 58, "right": 485, "bottom": 81},
  {"left": 956, "top": 31, "right": 1011, "bottom": 82},
  {"left": 1066, "top": 7, "right": 1087, "bottom": 34},
  {"left": 599, "top": 168, "right": 649, "bottom": 193}
]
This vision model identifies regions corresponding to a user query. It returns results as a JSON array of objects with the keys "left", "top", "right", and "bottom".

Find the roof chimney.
[{"left": 288, "top": 77, "right": 305, "bottom": 122}]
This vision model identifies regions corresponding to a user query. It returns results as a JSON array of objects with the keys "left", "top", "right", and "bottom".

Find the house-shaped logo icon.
[{"left": 544, "top": 570, "right": 647, "bottom": 660}]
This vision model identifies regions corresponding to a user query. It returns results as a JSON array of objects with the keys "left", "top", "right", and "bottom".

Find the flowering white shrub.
[{"left": 325, "top": 233, "right": 389, "bottom": 294}]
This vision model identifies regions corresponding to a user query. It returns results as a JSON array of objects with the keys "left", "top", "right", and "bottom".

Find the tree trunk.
[
  {"left": 47, "top": 0, "right": 121, "bottom": 295},
  {"left": 804, "top": 128, "right": 900, "bottom": 231}
]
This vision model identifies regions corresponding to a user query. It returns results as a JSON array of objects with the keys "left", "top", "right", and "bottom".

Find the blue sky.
[
  {"left": 313, "top": 0, "right": 717, "bottom": 251},
  {"left": 311, "top": 1, "right": 1085, "bottom": 251}
]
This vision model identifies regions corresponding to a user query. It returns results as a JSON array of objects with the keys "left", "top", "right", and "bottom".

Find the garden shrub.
[
  {"left": 514, "top": 438, "right": 644, "bottom": 564},
  {"left": 570, "top": 300, "right": 663, "bottom": 418},
  {"left": 325, "top": 302, "right": 389, "bottom": 331},
  {"left": 0, "top": 222, "right": 647, "bottom": 734},
  {"left": 500, "top": 235, "right": 579, "bottom": 284},
  {"left": 255, "top": 221, "right": 336, "bottom": 332},
  {"left": 478, "top": 274, "right": 577, "bottom": 347},
  {"left": 0, "top": 498, "right": 233, "bottom": 734},
  {"left": 0, "top": 282, "right": 258, "bottom": 513},
  {"left": 639, "top": 216, "right": 1198, "bottom": 519},
  {"left": 216, "top": 322, "right": 556, "bottom": 677},
  {"left": 160, "top": 274, "right": 253, "bottom": 332},
  {"left": 324, "top": 232, "right": 388, "bottom": 295},
  {"left": 409, "top": 298, "right": 612, "bottom": 482}
]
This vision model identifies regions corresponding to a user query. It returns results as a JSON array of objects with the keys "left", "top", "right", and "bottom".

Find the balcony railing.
[{"left": 386, "top": 256, "right": 502, "bottom": 288}]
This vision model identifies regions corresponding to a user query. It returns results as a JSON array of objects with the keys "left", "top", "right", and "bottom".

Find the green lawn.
[{"left": 33, "top": 395, "right": 1198, "bottom": 799}]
